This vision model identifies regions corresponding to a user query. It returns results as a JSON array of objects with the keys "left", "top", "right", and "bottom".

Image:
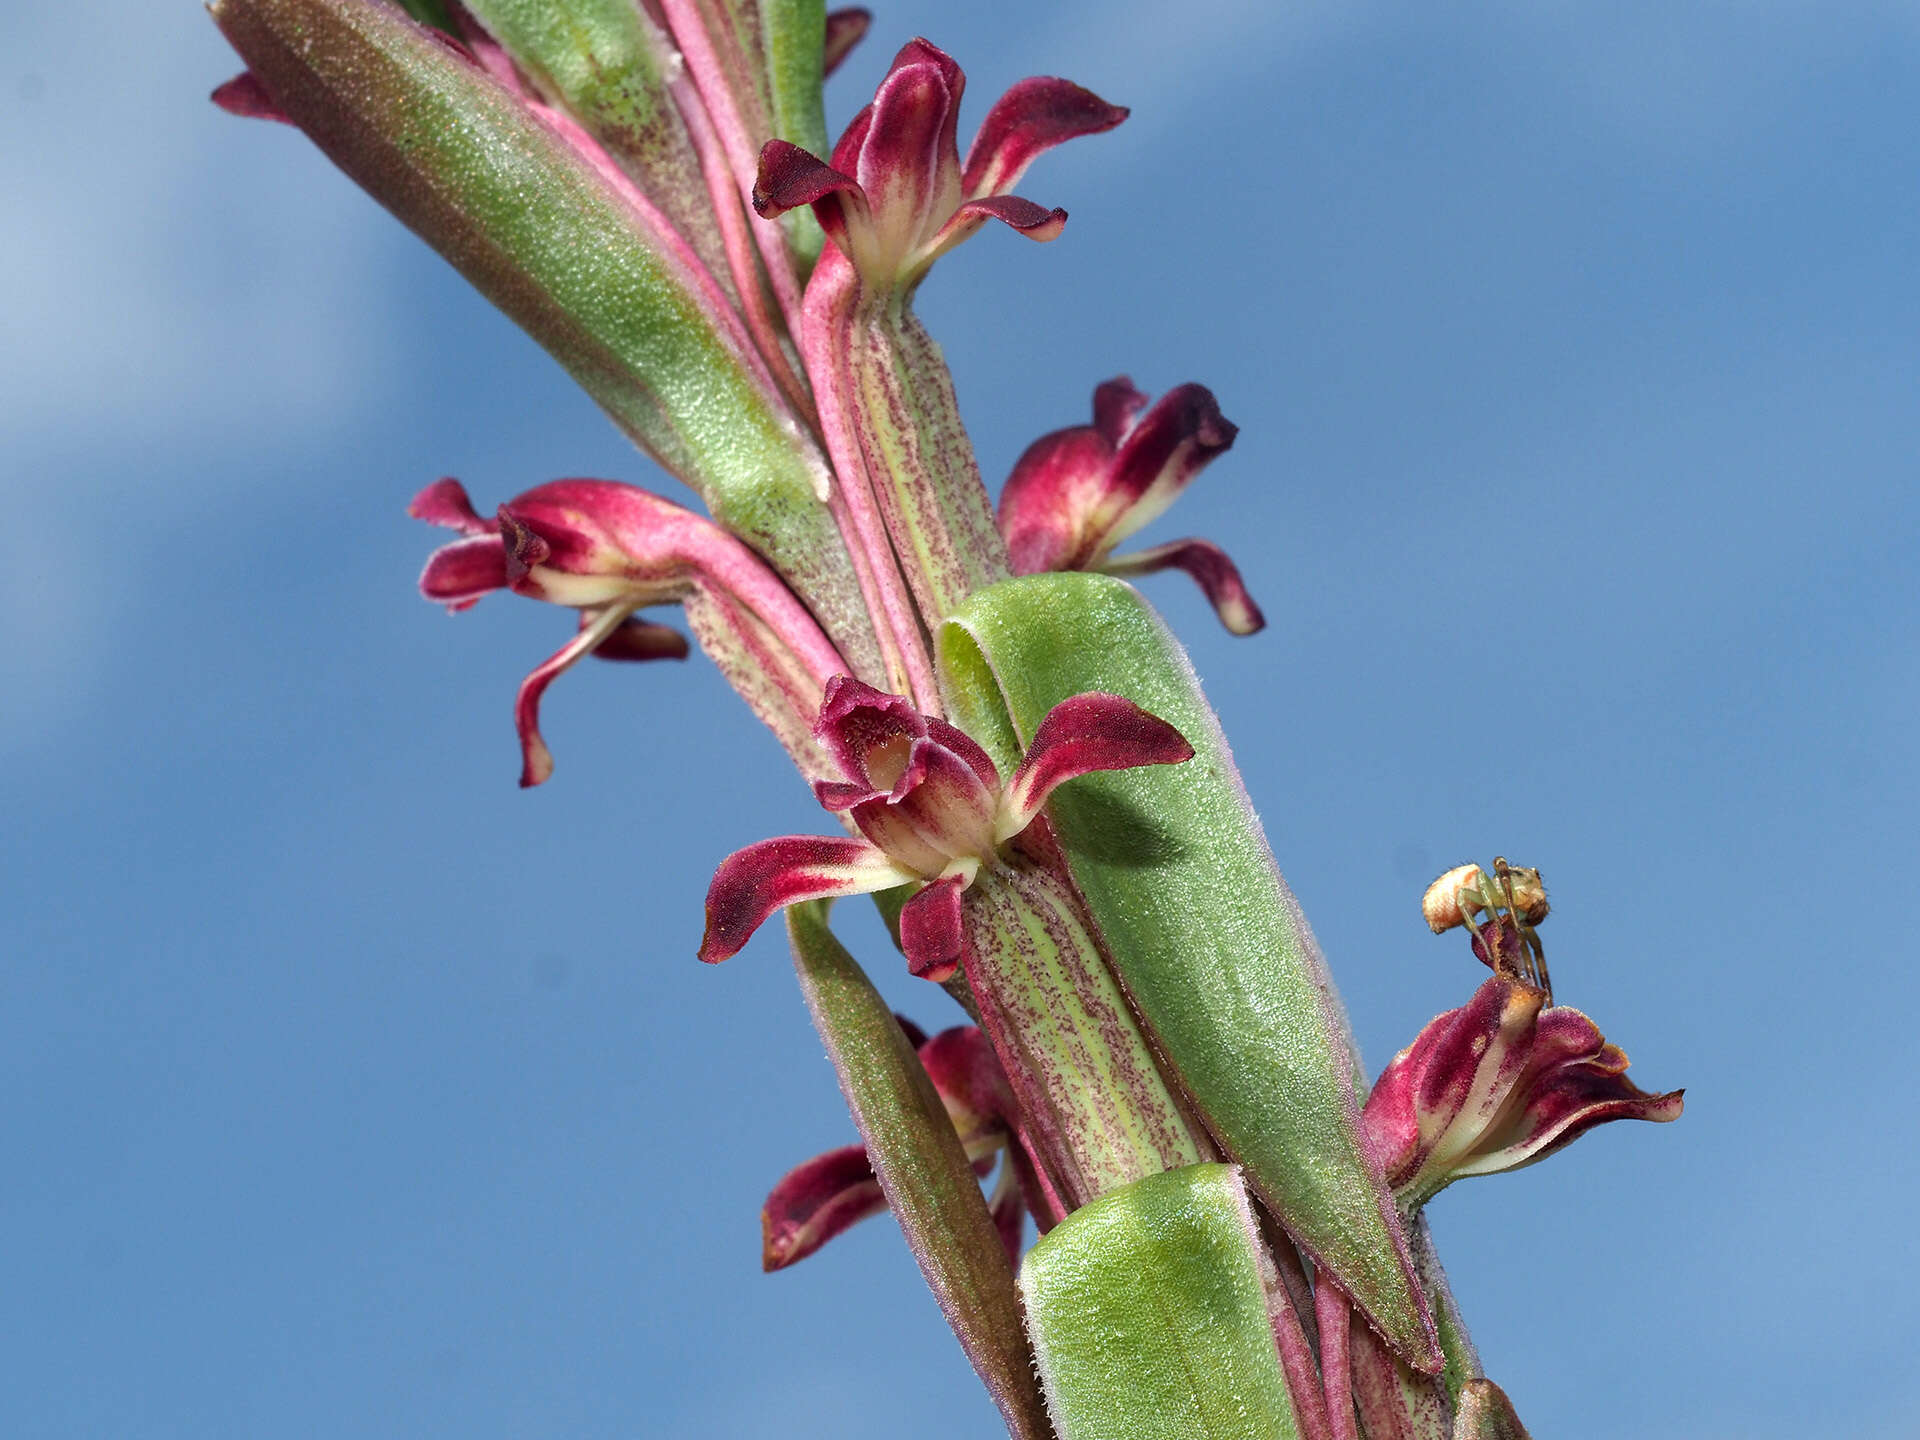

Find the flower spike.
[
  {"left": 753, "top": 38, "right": 1126, "bottom": 292},
  {"left": 700, "top": 677, "right": 1192, "bottom": 976},
  {"left": 999, "top": 378, "right": 1267, "bottom": 634},
  {"left": 412, "top": 478, "right": 845, "bottom": 785}
]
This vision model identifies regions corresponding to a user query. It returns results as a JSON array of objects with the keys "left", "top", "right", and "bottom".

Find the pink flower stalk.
[
  {"left": 1364, "top": 965, "right": 1684, "bottom": 1213},
  {"left": 412, "top": 477, "right": 845, "bottom": 787},
  {"left": 999, "top": 378, "right": 1267, "bottom": 635},
  {"left": 699, "top": 677, "right": 1193, "bottom": 980},
  {"left": 763, "top": 1020, "right": 1036, "bottom": 1270},
  {"left": 752, "top": 38, "right": 1127, "bottom": 293}
]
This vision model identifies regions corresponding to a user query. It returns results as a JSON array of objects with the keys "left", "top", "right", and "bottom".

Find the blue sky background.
[{"left": 4, "top": 2, "right": 1916, "bottom": 1435}]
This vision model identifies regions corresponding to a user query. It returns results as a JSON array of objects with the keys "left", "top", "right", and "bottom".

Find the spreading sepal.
[{"left": 821, "top": 8, "right": 870, "bottom": 76}]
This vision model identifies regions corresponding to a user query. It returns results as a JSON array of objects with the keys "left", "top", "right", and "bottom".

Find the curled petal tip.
[
  {"left": 753, "top": 139, "right": 861, "bottom": 220},
  {"left": 822, "top": 9, "right": 873, "bottom": 79},
  {"left": 1102, "top": 538, "right": 1267, "bottom": 636},
  {"left": 950, "top": 194, "right": 1068, "bottom": 242},
  {"left": 518, "top": 734, "right": 555, "bottom": 790},
  {"left": 409, "top": 477, "right": 492, "bottom": 534},
  {"left": 759, "top": 1144, "right": 888, "bottom": 1271}
]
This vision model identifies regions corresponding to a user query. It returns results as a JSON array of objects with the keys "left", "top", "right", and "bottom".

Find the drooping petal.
[
  {"left": 419, "top": 534, "right": 508, "bottom": 611},
  {"left": 998, "top": 693, "right": 1194, "bottom": 841},
  {"left": 513, "top": 603, "right": 642, "bottom": 788},
  {"left": 926, "top": 194, "right": 1067, "bottom": 261},
  {"left": 961, "top": 76, "right": 1128, "bottom": 198},
  {"left": 700, "top": 836, "right": 916, "bottom": 963},
  {"left": 761, "top": 1143, "right": 888, "bottom": 1271},
  {"left": 455, "top": 479, "right": 845, "bottom": 773},
  {"left": 1101, "top": 539, "right": 1267, "bottom": 635},
  {"left": 211, "top": 70, "right": 289, "bottom": 122},
  {"left": 916, "top": 1024, "right": 1017, "bottom": 1145},
  {"left": 822, "top": 8, "right": 872, "bottom": 77},
  {"left": 899, "top": 873, "right": 969, "bottom": 982}
]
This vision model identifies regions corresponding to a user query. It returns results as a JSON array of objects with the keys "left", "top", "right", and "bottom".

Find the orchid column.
[{"left": 212, "top": 4, "right": 1682, "bottom": 1437}]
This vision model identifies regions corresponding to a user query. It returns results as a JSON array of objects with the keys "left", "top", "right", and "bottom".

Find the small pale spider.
[{"left": 1421, "top": 857, "right": 1552, "bottom": 1001}]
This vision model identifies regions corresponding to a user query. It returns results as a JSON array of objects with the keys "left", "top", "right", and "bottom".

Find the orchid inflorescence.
[{"left": 213, "top": 4, "right": 1682, "bottom": 1435}]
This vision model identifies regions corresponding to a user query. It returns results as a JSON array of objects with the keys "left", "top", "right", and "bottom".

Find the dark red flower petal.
[
  {"left": 700, "top": 836, "right": 913, "bottom": 963},
  {"left": 962, "top": 76, "right": 1129, "bottom": 198},
  {"left": 1102, "top": 538, "right": 1267, "bottom": 636},
  {"left": 760, "top": 1144, "right": 887, "bottom": 1271},
  {"left": 1001, "top": 693, "right": 1194, "bottom": 838},
  {"left": 899, "top": 874, "right": 968, "bottom": 982}
]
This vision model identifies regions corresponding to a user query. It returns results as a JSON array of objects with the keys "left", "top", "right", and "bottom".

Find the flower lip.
[{"left": 813, "top": 675, "right": 1002, "bottom": 808}]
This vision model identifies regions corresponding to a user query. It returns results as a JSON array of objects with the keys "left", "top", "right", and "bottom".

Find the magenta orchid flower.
[
  {"left": 412, "top": 477, "right": 845, "bottom": 787},
  {"left": 1364, "top": 966, "right": 1684, "bottom": 1213},
  {"left": 752, "top": 38, "right": 1127, "bottom": 293},
  {"left": 999, "top": 378, "right": 1266, "bottom": 636},
  {"left": 699, "top": 676, "right": 1193, "bottom": 980},
  {"left": 763, "top": 1019, "right": 1039, "bottom": 1271}
]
